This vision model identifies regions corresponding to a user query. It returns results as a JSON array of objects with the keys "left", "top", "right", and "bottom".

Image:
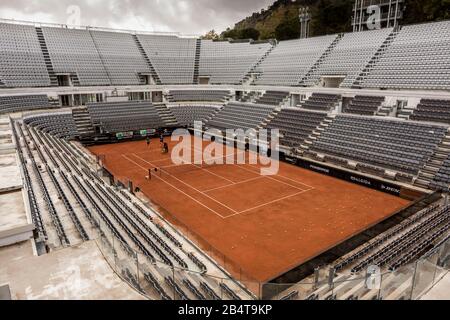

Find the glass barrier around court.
[{"left": 91, "top": 206, "right": 450, "bottom": 301}]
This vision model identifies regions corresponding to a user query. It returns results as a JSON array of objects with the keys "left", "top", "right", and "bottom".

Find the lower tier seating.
[
  {"left": 86, "top": 101, "right": 165, "bottom": 133},
  {"left": 265, "top": 109, "right": 328, "bottom": 149},
  {"left": 0, "top": 95, "right": 52, "bottom": 114},
  {"left": 344, "top": 95, "right": 385, "bottom": 116},
  {"left": 206, "top": 102, "right": 276, "bottom": 132},
  {"left": 410, "top": 99, "right": 450, "bottom": 125},
  {"left": 168, "top": 105, "right": 221, "bottom": 127},
  {"left": 309, "top": 115, "right": 447, "bottom": 175},
  {"left": 255, "top": 91, "right": 289, "bottom": 106},
  {"left": 24, "top": 112, "right": 78, "bottom": 138},
  {"left": 300, "top": 93, "right": 341, "bottom": 112}
]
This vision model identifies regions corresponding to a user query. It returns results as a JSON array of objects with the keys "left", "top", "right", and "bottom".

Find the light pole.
[{"left": 299, "top": 7, "right": 311, "bottom": 39}]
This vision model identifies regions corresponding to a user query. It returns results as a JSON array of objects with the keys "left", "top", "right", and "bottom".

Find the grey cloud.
[{"left": 0, "top": 0, "right": 275, "bottom": 35}]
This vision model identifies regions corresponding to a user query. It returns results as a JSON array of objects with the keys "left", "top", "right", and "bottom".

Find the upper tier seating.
[
  {"left": 410, "top": 99, "right": 450, "bottom": 125},
  {"left": 169, "top": 105, "right": 221, "bottom": 127},
  {"left": 42, "top": 27, "right": 111, "bottom": 86},
  {"left": 309, "top": 115, "right": 447, "bottom": 175},
  {"left": 265, "top": 109, "right": 328, "bottom": 149},
  {"left": 255, "top": 91, "right": 289, "bottom": 106},
  {"left": 300, "top": 93, "right": 341, "bottom": 111},
  {"left": 24, "top": 112, "right": 78, "bottom": 138},
  {"left": 305, "top": 28, "right": 393, "bottom": 87},
  {"left": 136, "top": 34, "right": 196, "bottom": 84},
  {"left": 167, "top": 90, "right": 230, "bottom": 102},
  {"left": 254, "top": 35, "right": 338, "bottom": 86},
  {"left": 86, "top": 101, "right": 165, "bottom": 133},
  {"left": 90, "top": 31, "right": 151, "bottom": 85},
  {"left": 0, "top": 95, "right": 51, "bottom": 114},
  {"left": 206, "top": 102, "right": 275, "bottom": 131},
  {"left": 0, "top": 23, "right": 51, "bottom": 87},
  {"left": 360, "top": 21, "right": 450, "bottom": 90},
  {"left": 344, "top": 95, "right": 385, "bottom": 116},
  {"left": 199, "top": 40, "right": 272, "bottom": 84}
]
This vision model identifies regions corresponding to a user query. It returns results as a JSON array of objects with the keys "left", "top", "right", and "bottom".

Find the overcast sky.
[{"left": 0, "top": 0, "right": 276, "bottom": 35}]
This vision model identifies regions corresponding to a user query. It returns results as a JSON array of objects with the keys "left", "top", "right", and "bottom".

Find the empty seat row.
[{"left": 0, "top": 94, "right": 52, "bottom": 114}]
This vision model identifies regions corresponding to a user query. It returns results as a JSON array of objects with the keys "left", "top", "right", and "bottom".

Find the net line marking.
[
  {"left": 121, "top": 154, "right": 230, "bottom": 219},
  {"left": 156, "top": 152, "right": 241, "bottom": 185},
  {"left": 131, "top": 153, "right": 239, "bottom": 214},
  {"left": 121, "top": 143, "right": 316, "bottom": 219},
  {"left": 132, "top": 151, "right": 316, "bottom": 217}
]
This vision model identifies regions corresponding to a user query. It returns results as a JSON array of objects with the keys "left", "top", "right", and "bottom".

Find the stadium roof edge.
[{"left": 0, "top": 17, "right": 200, "bottom": 39}]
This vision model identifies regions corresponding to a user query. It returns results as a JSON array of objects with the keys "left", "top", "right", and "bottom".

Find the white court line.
[
  {"left": 192, "top": 145, "right": 311, "bottom": 191},
  {"left": 227, "top": 189, "right": 312, "bottom": 218},
  {"left": 239, "top": 163, "right": 314, "bottom": 191},
  {"left": 170, "top": 155, "right": 236, "bottom": 184},
  {"left": 121, "top": 154, "right": 228, "bottom": 219},
  {"left": 132, "top": 154, "right": 239, "bottom": 214},
  {"left": 199, "top": 142, "right": 316, "bottom": 190},
  {"left": 202, "top": 176, "right": 265, "bottom": 193}
]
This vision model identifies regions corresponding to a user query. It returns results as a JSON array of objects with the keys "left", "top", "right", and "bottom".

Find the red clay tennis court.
[{"left": 88, "top": 135, "right": 410, "bottom": 284}]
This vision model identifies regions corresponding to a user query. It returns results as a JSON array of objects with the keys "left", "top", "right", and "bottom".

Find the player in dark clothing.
[
  {"left": 146, "top": 136, "right": 151, "bottom": 148},
  {"left": 163, "top": 142, "right": 169, "bottom": 154}
]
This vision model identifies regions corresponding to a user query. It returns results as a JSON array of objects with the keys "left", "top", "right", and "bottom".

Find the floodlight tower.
[{"left": 299, "top": 7, "right": 311, "bottom": 39}]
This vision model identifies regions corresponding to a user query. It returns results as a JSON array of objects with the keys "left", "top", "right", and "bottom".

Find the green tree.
[
  {"left": 275, "top": 18, "right": 300, "bottom": 40},
  {"left": 221, "top": 28, "right": 239, "bottom": 39},
  {"left": 239, "top": 28, "right": 261, "bottom": 40},
  {"left": 201, "top": 29, "right": 219, "bottom": 40}
]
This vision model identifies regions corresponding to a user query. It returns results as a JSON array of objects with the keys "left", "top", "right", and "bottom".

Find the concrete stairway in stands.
[
  {"left": 72, "top": 107, "right": 95, "bottom": 137},
  {"left": 153, "top": 103, "right": 179, "bottom": 127},
  {"left": 36, "top": 27, "right": 58, "bottom": 87},
  {"left": 242, "top": 42, "right": 276, "bottom": 85},
  {"left": 352, "top": 28, "right": 400, "bottom": 89},
  {"left": 193, "top": 39, "right": 201, "bottom": 84},
  {"left": 133, "top": 34, "right": 162, "bottom": 85},
  {"left": 300, "top": 34, "right": 343, "bottom": 86},
  {"left": 300, "top": 114, "right": 336, "bottom": 154}
]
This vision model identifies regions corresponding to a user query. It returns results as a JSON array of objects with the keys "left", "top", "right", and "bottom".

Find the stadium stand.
[
  {"left": 136, "top": 34, "right": 197, "bottom": 85},
  {"left": 2, "top": 18, "right": 450, "bottom": 301},
  {"left": 199, "top": 40, "right": 272, "bottom": 84},
  {"left": 300, "top": 93, "right": 341, "bottom": 111},
  {"left": 343, "top": 95, "right": 386, "bottom": 116},
  {"left": 206, "top": 102, "right": 277, "bottom": 131},
  {"left": 431, "top": 156, "right": 450, "bottom": 190},
  {"left": 0, "top": 94, "right": 52, "bottom": 114},
  {"left": 86, "top": 101, "right": 165, "bottom": 133},
  {"left": 308, "top": 115, "right": 448, "bottom": 176},
  {"left": 167, "top": 90, "right": 230, "bottom": 102},
  {"left": 359, "top": 21, "right": 450, "bottom": 90},
  {"left": 410, "top": 99, "right": 450, "bottom": 125},
  {"left": 265, "top": 108, "right": 328, "bottom": 149},
  {"left": 254, "top": 35, "right": 339, "bottom": 86},
  {"left": 169, "top": 105, "right": 222, "bottom": 127},
  {"left": 90, "top": 31, "right": 152, "bottom": 85},
  {"left": 41, "top": 27, "right": 111, "bottom": 86},
  {"left": 333, "top": 204, "right": 450, "bottom": 273},
  {"left": 255, "top": 91, "right": 289, "bottom": 106},
  {"left": 24, "top": 112, "right": 78, "bottom": 139},
  {"left": 0, "top": 23, "right": 51, "bottom": 87},
  {"left": 304, "top": 28, "right": 394, "bottom": 87}
]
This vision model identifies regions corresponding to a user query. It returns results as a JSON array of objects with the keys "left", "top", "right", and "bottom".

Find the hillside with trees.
[{"left": 215, "top": 0, "right": 450, "bottom": 41}]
